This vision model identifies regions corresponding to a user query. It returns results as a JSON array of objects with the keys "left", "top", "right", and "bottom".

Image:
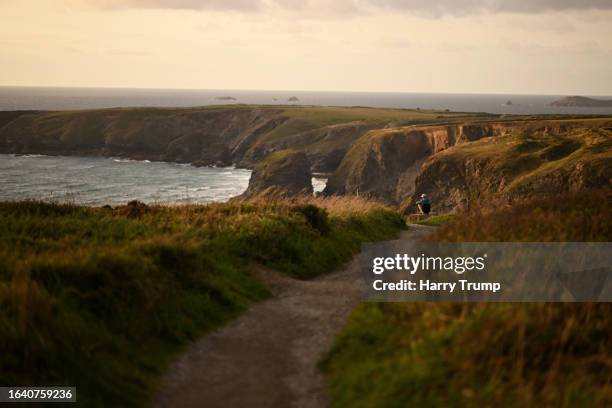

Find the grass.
[
  {"left": 245, "top": 106, "right": 484, "bottom": 157},
  {"left": 323, "top": 190, "right": 612, "bottom": 407},
  {"left": 0, "top": 196, "right": 403, "bottom": 407},
  {"left": 0, "top": 105, "right": 492, "bottom": 172},
  {"left": 407, "top": 125, "right": 611, "bottom": 213},
  {"left": 416, "top": 214, "right": 454, "bottom": 226},
  {"left": 282, "top": 106, "right": 473, "bottom": 127},
  {"left": 430, "top": 190, "right": 611, "bottom": 242},
  {"left": 431, "top": 127, "right": 610, "bottom": 195}
]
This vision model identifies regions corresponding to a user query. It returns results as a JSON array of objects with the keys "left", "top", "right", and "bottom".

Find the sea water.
[
  {"left": 2, "top": 86, "right": 612, "bottom": 115},
  {"left": 0, "top": 154, "right": 253, "bottom": 205},
  {"left": 0, "top": 154, "right": 328, "bottom": 205}
]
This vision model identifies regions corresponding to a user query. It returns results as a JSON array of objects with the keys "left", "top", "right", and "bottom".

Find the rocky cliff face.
[
  {"left": 325, "top": 119, "right": 612, "bottom": 210},
  {"left": 324, "top": 122, "right": 513, "bottom": 202},
  {"left": 0, "top": 107, "right": 285, "bottom": 166},
  {"left": 235, "top": 120, "right": 376, "bottom": 172},
  {"left": 0, "top": 107, "right": 371, "bottom": 173},
  {"left": 408, "top": 126, "right": 612, "bottom": 213},
  {"left": 237, "top": 150, "right": 313, "bottom": 199}
]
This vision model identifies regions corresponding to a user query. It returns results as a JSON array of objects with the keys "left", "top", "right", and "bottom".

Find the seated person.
[{"left": 416, "top": 193, "right": 431, "bottom": 215}]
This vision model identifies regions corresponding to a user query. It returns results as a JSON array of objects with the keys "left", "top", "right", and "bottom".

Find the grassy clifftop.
[
  {"left": 0, "top": 105, "right": 473, "bottom": 172},
  {"left": 0, "top": 197, "right": 403, "bottom": 407},
  {"left": 409, "top": 124, "right": 611, "bottom": 212},
  {"left": 325, "top": 118, "right": 612, "bottom": 206},
  {"left": 323, "top": 191, "right": 611, "bottom": 407}
]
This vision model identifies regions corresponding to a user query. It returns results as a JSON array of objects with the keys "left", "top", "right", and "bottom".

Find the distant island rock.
[
  {"left": 550, "top": 96, "right": 612, "bottom": 108},
  {"left": 215, "top": 96, "right": 237, "bottom": 101},
  {"left": 288, "top": 96, "right": 300, "bottom": 102},
  {"left": 503, "top": 100, "right": 513, "bottom": 106}
]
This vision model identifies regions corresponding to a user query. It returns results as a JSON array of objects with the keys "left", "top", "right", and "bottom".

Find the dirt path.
[{"left": 153, "top": 225, "right": 431, "bottom": 408}]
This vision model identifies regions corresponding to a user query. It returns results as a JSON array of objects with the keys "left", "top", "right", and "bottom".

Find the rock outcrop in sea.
[{"left": 237, "top": 150, "right": 313, "bottom": 199}]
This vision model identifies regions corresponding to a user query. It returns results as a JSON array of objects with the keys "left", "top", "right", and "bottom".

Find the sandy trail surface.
[{"left": 154, "top": 225, "right": 430, "bottom": 408}]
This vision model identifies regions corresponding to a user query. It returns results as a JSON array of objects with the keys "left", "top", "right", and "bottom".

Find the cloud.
[
  {"left": 87, "top": 0, "right": 262, "bottom": 12},
  {"left": 81, "top": 0, "right": 612, "bottom": 15},
  {"left": 365, "top": 0, "right": 612, "bottom": 16},
  {"left": 272, "top": 0, "right": 359, "bottom": 14},
  {"left": 377, "top": 37, "right": 412, "bottom": 49}
]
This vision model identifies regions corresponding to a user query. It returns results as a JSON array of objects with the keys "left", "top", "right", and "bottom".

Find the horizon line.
[{"left": 1, "top": 84, "right": 612, "bottom": 98}]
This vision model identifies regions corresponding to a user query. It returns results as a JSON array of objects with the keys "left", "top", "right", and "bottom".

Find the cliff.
[
  {"left": 407, "top": 124, "right": 612, "bottom": 212},
  {"left": 0, "top": 105, "right": 468, "bottom": 173},
  {"left": 324, "top": 122, "right": 517, "bottom": 202},
  {"left": 237, "top": 150, "right": 313, "bottom": 199},
  {"left": 1, "top": 105, "right": 610, "bottom": 212},
  {"left": 325, "top": 118, "right": 612, "bottom": 209},
  {"left": 0, "top": 107, "right": 284, "bottom": 167}
]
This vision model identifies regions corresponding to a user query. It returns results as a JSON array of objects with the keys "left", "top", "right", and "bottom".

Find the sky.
[{"left": 1, "top": 0, "right": 611, "bottom": 95}]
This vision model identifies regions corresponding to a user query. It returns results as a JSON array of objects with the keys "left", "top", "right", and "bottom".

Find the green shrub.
[{"left": 294, "top": 204, "right": 331, "bottom": 235}]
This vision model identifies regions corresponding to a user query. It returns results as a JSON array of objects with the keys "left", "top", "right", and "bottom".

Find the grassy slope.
[
  {"left": 444, "top": 126, "right": 610, "bottom": 189},
  {"left": 396, "top": 124, "right": 612, "bottom": 213},
  {"left": 427, "top": 126, "right": 609, "bottom": 190},
  {"left": 240, "top": 106, "right": 481, "bottom": 158},
  {"left": 0, "top": 197, "right": 403, "bottom": 407},
  {"left": 0, "top": 105, "right": 487, "bottom": 154},
  {"left": 281, "top": 106, "right": 474, "bottom": 128},
  {"left": 323, "top": 191, "right": 612, "bottom": 407},
  {"left": 2, "top": 107, "right": 609, "bottom": 162},
  {"left": 1, "top": 105, "right": 473, "bottom": 139}
]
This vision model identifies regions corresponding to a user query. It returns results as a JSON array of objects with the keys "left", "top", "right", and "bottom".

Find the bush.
[{"left": 294, "top": 204, "right": 331, "bottom": 235}]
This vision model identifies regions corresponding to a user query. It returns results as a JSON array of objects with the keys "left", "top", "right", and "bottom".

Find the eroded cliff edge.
[
  {"left": 324, "top": 118, "right": 612, "bottom": 210},
  {"left": 409, "top": 123, "right": 612, "bottom": 212},
  {"left": 0, "top": 107, "right": 288, "bottom": 167}
]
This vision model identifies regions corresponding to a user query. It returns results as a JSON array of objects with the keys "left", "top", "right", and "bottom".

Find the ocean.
[
  {"left": 0, "top": 154, "right": 251, "bottom": 205},
  {"left": 0, "top": 154, "right": 328, "bottom": 205},
  {"left": 2, "top": 86, "right": 612, "bottom": 115}
]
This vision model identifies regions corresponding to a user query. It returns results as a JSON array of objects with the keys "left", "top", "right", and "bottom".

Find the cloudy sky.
[{"left": 1, "top": 0, "right": 611, "bottom": 94}]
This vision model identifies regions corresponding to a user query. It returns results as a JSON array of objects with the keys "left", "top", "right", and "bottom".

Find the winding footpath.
[{"left": 154, "top": 225, "right": 431, "bottom": 408}]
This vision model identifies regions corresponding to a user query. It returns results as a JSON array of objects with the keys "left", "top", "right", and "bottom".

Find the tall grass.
[
  {"left": 323, "top": 190, "right": 612, "bottom": 407},
  {"left": 429, "top": 190, "right": 611, "bottom": 242},
  {"left": 235, "top": 191, "right": 393, "bottom": 216},
  {"left": 0, "top": 198, "right": 403, "bottom": 407}
]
